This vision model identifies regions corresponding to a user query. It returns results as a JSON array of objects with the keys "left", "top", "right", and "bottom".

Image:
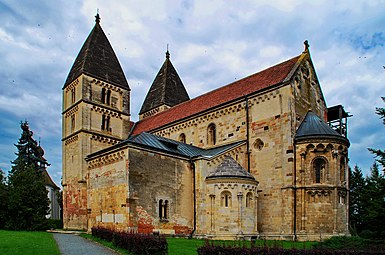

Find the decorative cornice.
[
  {"left": 62, "top": 129, "right": 123, "bottom": 142},
  {"left": 88, "top": 150, "right": 126, "bottom": 169}
]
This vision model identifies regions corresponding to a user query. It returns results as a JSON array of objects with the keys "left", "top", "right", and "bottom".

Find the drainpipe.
[
  {"left": 189, "top": 158, "right": 196, "bottom": 238},
  {"left": 293, "top": 140, "right": 297, "bottom": 241},
  {"left": 245, "top": 96, "right": 251, "bottom": 172}
]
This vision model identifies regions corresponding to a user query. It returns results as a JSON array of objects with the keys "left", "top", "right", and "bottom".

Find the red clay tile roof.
[{"left": 131, "top": 54, "right": 302, "bottom": 135}]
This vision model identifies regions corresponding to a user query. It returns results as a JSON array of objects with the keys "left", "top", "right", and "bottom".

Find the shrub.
[
  {"left": 197, "top": 239, "right": 385, "bottom": 255},
  {"left": 47, "top": 219, "right": 63, "bottom": 229},
  {"left": 91, "top": 226, "right": 167, "bottom": 255}
]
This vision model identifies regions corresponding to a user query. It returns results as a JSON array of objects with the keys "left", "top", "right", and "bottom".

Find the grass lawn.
[
  {"left": 0, "top": 230, "right": 60, "bottom": 255},
  {"left": 81, "top": 233, "right": 317, "bottom": 255}
]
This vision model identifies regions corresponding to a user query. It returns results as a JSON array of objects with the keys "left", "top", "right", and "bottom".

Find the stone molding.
[{"left": 88, "top": 150, "right": 125, "bottom": 169}]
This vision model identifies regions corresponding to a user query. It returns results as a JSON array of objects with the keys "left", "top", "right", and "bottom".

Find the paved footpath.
[{"left": 53, "top": 233, "right": 119, "bottom": 255}]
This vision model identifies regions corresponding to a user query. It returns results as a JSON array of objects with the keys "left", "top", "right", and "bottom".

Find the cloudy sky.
[{"left": 0, "top": 0, "right": 384, "bottom": 187}]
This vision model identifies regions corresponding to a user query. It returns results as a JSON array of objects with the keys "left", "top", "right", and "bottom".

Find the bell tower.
[{"left": 62, "top": 14, "right": 131, "bottom": 230}]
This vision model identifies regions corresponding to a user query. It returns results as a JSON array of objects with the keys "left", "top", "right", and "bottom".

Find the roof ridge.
[{"left": 133, "top": 54, "right": 301, "bottom": 134}]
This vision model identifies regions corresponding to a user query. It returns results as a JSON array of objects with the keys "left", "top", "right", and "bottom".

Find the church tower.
[
  {"left": 139, "top": 51, "right": 189, "bottom": 120},
  {"left": 62, "top": 14, "right": 131, "bottom": 230}
]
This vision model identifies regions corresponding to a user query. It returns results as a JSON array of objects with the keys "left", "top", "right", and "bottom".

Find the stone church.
[{"left": 62, "top": 15, "right": 351, "bottom": 240}]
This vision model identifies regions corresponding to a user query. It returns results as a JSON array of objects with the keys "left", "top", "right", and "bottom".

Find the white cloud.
[{"left": 0, "top": 0, "right": 384, "bottom": 184}]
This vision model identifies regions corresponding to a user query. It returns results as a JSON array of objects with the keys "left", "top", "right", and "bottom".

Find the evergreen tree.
[
  {"left": 368, "top": 97, "right": 385, "bottom": 169},
  {"left": 0, "top": 169, "right": 8, "bottom": 229},
  {"left": 349, "top": 165, "right": 365, "bottom": 234},
  {"left": 360, "top": 162, "right": 385, "bottom": 238},
  {"left": 6, "top": 121, "right": 50, "bottom": 230}
]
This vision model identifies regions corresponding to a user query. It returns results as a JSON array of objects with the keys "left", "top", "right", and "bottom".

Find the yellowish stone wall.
[
  {"left": 295, "top": 139, "right": 349, "bottom": 240},
  {"left": 87, "top": 149, "right": 129, "bottom": 231},
  {"left": 62, "top": 74, "right": 130, "bottom": 230}
]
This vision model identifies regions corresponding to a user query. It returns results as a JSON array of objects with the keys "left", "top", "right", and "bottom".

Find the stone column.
[
  {"left": 237, "top": 192, "right": 243, "bottom": 235},
  {"left": 209, "top": 194, "right": 216, "bottom": 234},
  {"left": 254, "top": 193, "right": 259, "bottom": 234}
]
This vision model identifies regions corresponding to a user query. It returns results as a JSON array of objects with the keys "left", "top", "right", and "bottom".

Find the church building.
[{"left": 62, "top": 15, "right": 351, "bottom": 240}]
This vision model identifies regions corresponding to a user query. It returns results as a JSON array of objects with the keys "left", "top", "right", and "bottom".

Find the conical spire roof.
[
  {"left": 206, "top": 156, "right": 255, "bottom": 180},
  {"left": 295, "top": 111, "right": 349, "bottom": 143},
  {"left": 63, "top": 14, "right": 129, "bottom": 89},
  {"left": 139, "top": 51, "right": 189, "bottom": 115}
]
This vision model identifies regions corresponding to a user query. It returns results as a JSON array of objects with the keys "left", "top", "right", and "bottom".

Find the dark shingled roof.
[
  {"left": 127, "top": 132, "right": 244, "bottom": 158},
  {"left": 139, "top": 51, "right": 189, "bottom": 115},
  {"left": 63, "top": 16, "right": 129, "bottom": 89},
  {"left": 295, "top": 111, "right": 349, "bottom": 143},
  {"left": 206, "top": 156, "right": 255, "bottom": 180}
]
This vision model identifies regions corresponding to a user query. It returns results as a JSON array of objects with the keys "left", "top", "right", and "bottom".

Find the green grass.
[
  {"left": 81, "top": 234, "right": 317, "bottom": 255},
  {"left": 80, "top": 233, "right": 133, "bottom": 254},
  {"left": 167, "top": 238, "right": 205, "bottom": 255},
  {"left": 0, "top": 230, "right": 60, "bottom": 255}
]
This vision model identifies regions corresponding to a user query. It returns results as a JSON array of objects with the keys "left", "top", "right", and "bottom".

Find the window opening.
[
  {"left": 158, "top": 199, "right": 163, "bottom": 219},
  {"left": 101, "top": 88, "right": 106, "bottom": 104},
  {"left": 71, "top": 115, "right": 75, "bottom": 132},
  {"left": 159, "top": 199, "right": 169, "bottom": 220},
  {"left": 246, "top": 192, "right": 253, "bottom": 208},
  {"left": 71, "top": 88, "right": 76, "bottom": 104},
  {"left": 314, "top": 158, "right": 326, "bottom": 183},
  {"left": 106, "top": 90, "right": 111, "bottom": 105},
  {"left": 207, "top": 123, "right": 216, "bottom": 145},
  {"left": 221, "top": 191, "right": 232, "bottom": 207},
  {"left": 101, "top": 115, "right": 105, "bottom": 130},
  {"left": 179, "top": 133, "right": 186, "bottom": 143}
]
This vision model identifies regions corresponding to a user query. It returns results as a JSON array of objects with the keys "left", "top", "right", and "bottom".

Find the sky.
[{"left": 0, "top": 0, "right": 384, "bottom": 187}]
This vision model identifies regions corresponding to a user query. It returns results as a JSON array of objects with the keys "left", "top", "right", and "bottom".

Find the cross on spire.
[
  {"left": 166, "top": 44, "right": 170, "bottom": 59},
  {"left": 95, "top": 11, "right": 100, "bottom": 24}
]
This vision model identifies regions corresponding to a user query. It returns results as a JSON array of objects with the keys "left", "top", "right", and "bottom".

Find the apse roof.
[
  {"left": 63, "top": 14, "right": 129, "bottom": 89},
  {"left": 295, "top": 111, "right": 349, "bottom": 143},
  {"left": 206, "top": 156, "right": 256, "bottom": 180},
  {"left": 132, "top": 54, "right": 302, "bottom": 135},
  {"left": 139, "top": 51, "right": 190, "bottom": 115}
]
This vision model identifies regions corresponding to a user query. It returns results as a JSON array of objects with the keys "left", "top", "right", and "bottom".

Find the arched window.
[
  {"left": 313, "top": 158, "right": 326, "bottom": 183},
  {"left": 106, "top": 90, "right": 111, "bottom": 105},
  {"left": 164, "top": 200, "right": 168, "bottom": 219},
  {"left": 340, "top": 157, "right": 346, "bottom": 183},
  {"left": 101, "top": 88, "right": 106, "bottom": 104},
  {"left": 158, "top": 199, "right": 169, "bottom": 220},
  {"left": 207, "top": 123, "right": 216, "bottom": 145},
  {"left": 221, "top": 191, "right": 232, "bottom": 207},
  {"left": 101, "top": 115, "right": 106, "bottom": 130},
  {"left": 179, "top": 133, "right": 186, "bottom": 143},
  {"left": 246, "top": 192, "right": 253, "bottom": 208},
  {"left": 71, "top": 88, "right": 76, "bottom": 104},
  {"left": 71, "top": 115, "right": 75, "bottom": 132},
  {"left": 106, "top": 116, "right": 110, "bottom": 131},
  {"left": 101, "top": 115, "right": 111, "bottom": 132},
  {"left": 158, "top": 199, "right": 163, "bottom": 219}
]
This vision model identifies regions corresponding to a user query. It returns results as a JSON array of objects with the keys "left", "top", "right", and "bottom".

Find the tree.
[
  {"left": 368, "top": 97, "right": 385, "bottom": 169},
  {"left": 0, "top": 169, "right": 8, "bottom": 229},
  {"left": 349, "top": 165, "right": 365, "bottom": 234},
  {"left": 360, "top": 162, "right": 385, "bottom": 239},
  {"left": 6, "top": 121, "right": 50, "bottom": 230}
]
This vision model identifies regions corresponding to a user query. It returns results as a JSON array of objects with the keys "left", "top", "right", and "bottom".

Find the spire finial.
[
  {"left": 166, "top": 44, "right": 170, "bottom": 59},
  {"left": 95, "top": 9, "right": 100, "bottom": 24},
  {"left": 304, "top": 40, "right": 309, "bottom": 52}
]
